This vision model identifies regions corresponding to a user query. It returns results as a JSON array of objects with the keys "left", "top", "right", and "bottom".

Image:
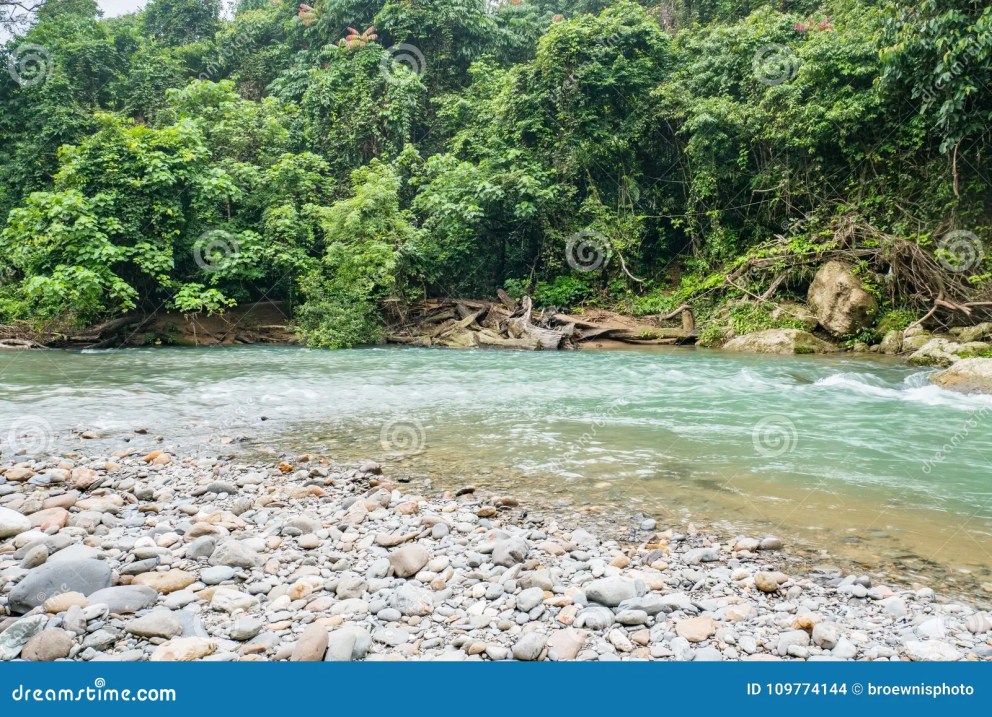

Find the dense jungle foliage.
[{"left": 1, "top": 0, "right": 990, "bottom": 347}]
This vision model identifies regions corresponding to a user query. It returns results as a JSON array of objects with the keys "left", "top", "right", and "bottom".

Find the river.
[{"left": 1, "top": 345, "right": 990, "bottom": 596}]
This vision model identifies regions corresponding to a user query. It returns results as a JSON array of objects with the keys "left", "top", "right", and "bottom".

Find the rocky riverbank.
[{"left": 1, "top": 450, "right": 990, "bottom": 662}]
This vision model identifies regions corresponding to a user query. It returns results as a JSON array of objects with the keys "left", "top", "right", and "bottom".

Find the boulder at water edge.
[
  {"left": 930, "top": 358, "right": 992, "bottom": 395},
  {"left": 807, "top": 261, "right": 878, "bottom": 337},
  {"left": 722, "top": 329, "right": 838, "bottom": 355}
]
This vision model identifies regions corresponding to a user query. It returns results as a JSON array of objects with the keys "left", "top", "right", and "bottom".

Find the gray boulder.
[
  {"left": 86, "top": 585, "right": 159, "bottom": 614},
  {"left": 208, "top": 540, "right": 260, "bottom": 568},
  {"left": 325, "top": 626, "right": 372, "bottom": 662},
  {"left": 8, "top": 559, "right": 112, "bottom": 614}
]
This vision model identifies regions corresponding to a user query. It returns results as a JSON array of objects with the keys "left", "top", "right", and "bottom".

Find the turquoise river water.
[{"left": 1, "top": 345, "right": 990, "bottom": 594}]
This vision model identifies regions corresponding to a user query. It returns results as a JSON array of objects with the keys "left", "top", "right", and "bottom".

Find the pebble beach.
[{"left": 1, "top": 449, "right": 991, "bottom": 662}]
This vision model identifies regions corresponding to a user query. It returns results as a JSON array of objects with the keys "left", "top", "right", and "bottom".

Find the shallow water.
[{"left": 1, "top": 344, "right": 990, "bottom": 594}]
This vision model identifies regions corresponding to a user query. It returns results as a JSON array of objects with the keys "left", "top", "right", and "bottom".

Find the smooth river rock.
[
  {"left": 930, "top": 358, "right": 992, "bottom": 395},
  {"left": 512, "top": 632, "right": 547, "bottom": 661},
  {"left": 8, "top": 558, "right": 112, "bottom": 614},
  {"left": 584, "top": 577, "right": 638, "bottom": 607},
  {"left": 132, "top": 569, "right": 196, "bottom": 594},
  {"left": 0, "top": 506, "right": 31, "bottom": 538},
  {"left": 676, "top": 617, "right": 716, "bottom": 643},
  {"left": 126, "top": 610, "right": 183, "bottom": 639},
  {"left": 388, "top": 544, "right": 430, "bottom": 578},
  {"left": 209, "top": 541, "right": 260, "bottom": 568},
  {"left": 20, "top": 628, "right": 74, "bottom": 661},
  {"left": 291, "top": 624, "right": 329, "bottom": 661},
  {"left": 325, "top": 626, "right": 372, "bottom": 662},
  {"left": 904, "top": 640, "right": 963, "bottom": 662},
  {"left": 86, "top": 585, "right": 159, "bottom": 614},
  {"left": 150, "top": 637, "right": 217, "bottom": 662}
]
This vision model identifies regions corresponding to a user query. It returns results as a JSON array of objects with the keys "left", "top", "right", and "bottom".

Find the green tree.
[{"left": 297, "top": 160, "right": 420, "bottom": 347}]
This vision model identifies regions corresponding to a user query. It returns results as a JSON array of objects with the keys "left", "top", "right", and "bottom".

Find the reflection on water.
[{"left": 1, "top": 344, "right": 991, "bottom": 597}]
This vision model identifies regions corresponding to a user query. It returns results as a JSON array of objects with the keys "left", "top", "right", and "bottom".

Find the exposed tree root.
[{"left": 387, "top": 296, "right": 697, "bottom": 350}]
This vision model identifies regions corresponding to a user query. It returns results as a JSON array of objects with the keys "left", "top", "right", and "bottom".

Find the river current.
[{"left": 1, "top": 345, "right": 990, "bottom": 595}]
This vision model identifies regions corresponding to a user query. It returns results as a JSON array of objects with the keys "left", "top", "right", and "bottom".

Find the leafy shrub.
[{"left": 533, "top": 275, "right": 594, "bottom": 309}]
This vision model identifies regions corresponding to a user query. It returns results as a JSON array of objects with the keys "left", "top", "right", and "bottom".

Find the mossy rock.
[
  {"left": 950, "top": 323, "right": 992, "bottom": 343},
  {"left": 721, "top": 329, "right": 839, "bottom": 355}
]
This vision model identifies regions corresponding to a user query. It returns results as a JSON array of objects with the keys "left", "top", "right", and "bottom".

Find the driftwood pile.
[{"left": 387, "top": 293, "right": 696, "bottom": 350}]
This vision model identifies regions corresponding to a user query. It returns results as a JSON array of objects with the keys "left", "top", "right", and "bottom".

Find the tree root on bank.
[
  {"left": 718, "top": 216, "right": 992, "bottom": 331},
  {"left": 0, "top": 301, "right": 295, "bottom": 349},
  {"left": 386, "top": 296, "right": 696, "bottom": 350}
]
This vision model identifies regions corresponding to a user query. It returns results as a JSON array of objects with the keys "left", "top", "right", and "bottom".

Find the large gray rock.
[
  {"left": 584, "top": 577, "right": 639, "bottom": 607},
  {"left": 86, "top": 585, "right": 159, "bottom": 614},
  {"left": 574, "top": 606, "right": 616, "bottom": 630},
  {"left": 208, "top": 541, "right": 260, "bottom": 568},
  {"left": 512, "top": 632, "right": 547, "bottom": 661},
  {"left": 807, "top": 260, "right": 878, "bottom": 336},
  {"left": 8, "top": 559, "right": 112, "bottom": 614},
  {"left": 904, "top": 640, "right": 963, "bottom": 661},
  {"left": 200, "top": 566, "right": 236, "bottom": 585},
  {"left": 229, "top": 617, "right": 263, "bottom": 641},
  {"left": 951, "top": 322, "right": 992, "bottom": 343},
  {"left": 0, "top": 506, "right": 31, "bottom": 538},
  {"left": 325, "top": 626, "right": 372, "bottom": 662},
  {"left": 777, "top": 629, "right": 811, "bottom": 656},
  {"left": 389, "top": 583, "right": 433, "bottom": 616},
  {"left": 492, "top": 537, "right": 529, "bottom": 567},
  {"left": 930, "top": 358, "right": 992, "bottom": 394},
  {"left": 126, "top": 610, "right": 182, "bottom": 639},
  {"left": 618, "top": 595, "right": 676, "bottom": 616},
  {"left": 516, "top": 587, "right": 545, "bottom": 612},
  {"left": 186, "top": 536, "right": 218, "bottom": 560},
  {"left": 722, "top": 329, "right": 838, "bottom": 355}
]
